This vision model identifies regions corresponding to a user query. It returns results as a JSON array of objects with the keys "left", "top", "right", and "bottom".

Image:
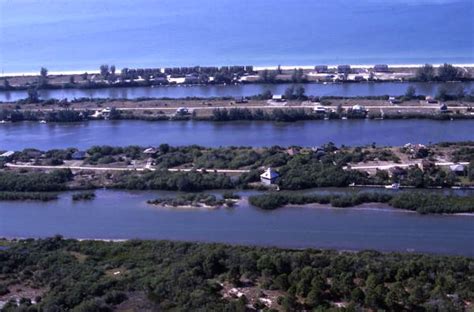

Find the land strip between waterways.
[{"left": 6, "top": 161, "right": 469, "bottom": 173}]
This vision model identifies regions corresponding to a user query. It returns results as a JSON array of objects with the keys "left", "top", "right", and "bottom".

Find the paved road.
[
  {"left": 15, "top": 104, "right": 472, "bottom": 112},
  {"left": 346, "top": 161, "right": 469, "bottom": 170},
  {"left": 5, "top": 163, "right": 250, "bottom": 173}
]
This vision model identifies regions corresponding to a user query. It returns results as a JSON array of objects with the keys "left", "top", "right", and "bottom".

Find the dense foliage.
[
  {"left": 0, "top": 170, "right": 72, "bottom": 192},
  {"left": 0, "top": 192, "right": 58, "bottom": 201},
  {"left": 0, "top": 238, "right": 472, "bottom": 311},
  {"left": 147, "top": 193, "right": 236, "bottom": 208},
  {"left": 113, "top": 170, "right": 234, "bottom": 192},
  {"left": 248, "top": 192, "right": 474, "bottom": 214},
  {"left": 72, "top": 191, "right": 96, "bottom": 201}
]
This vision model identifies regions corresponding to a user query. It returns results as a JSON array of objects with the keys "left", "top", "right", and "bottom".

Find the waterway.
[
  {"left": 0, "top": 119, "right": 472, "bottom": 150},
  {"left": 1, "top": 82, "right": 473, "bottom": 102},
  {"left": 0, "top": 189, "right": 472, "bottom": 256}
]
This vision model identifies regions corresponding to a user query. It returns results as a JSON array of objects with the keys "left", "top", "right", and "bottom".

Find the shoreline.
[
  {"left": 2, "top": 63, "right": 474, "bottom": 77},
  {"left": 1, "top": 236, "right": 471, "bottom": 258}
]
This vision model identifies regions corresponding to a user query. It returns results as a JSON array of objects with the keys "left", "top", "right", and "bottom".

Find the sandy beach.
[{"left": 2, "top": 63, "right": 474, "bottom": 78}]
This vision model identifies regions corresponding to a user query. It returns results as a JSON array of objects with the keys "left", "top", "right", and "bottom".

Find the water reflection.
[{"left": 1, "top": 82, "right": 472, "bottom": 102}]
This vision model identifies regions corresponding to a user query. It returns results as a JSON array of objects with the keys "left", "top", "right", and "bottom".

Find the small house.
[
  {"left": 389, "top": 97, "right": 401, "bottom": 105},
  {"left": 313, "top": 106, "right": 327, "bottom": 114},
  {"left": 449, "top": 164, "right": 465, "bottom": 175},
  {"left": 352, "top": 105, "right": 367, "bottom": 113},
  {"left": 272, "top": 95, "right": 284, "bottom": 102},
  {"left": 0, "top": 151, "right": 15, "bottom": 161},
  {"left": 176, "top": 107, "right": 189, "bottom": 115},
  {"left": 143, "top": 147, "right": 158, "bottom": 155},
  {"left": 425, "top": 96, "right": 438, "bottom": 104},
  {"left": 260, "top": 168, "right": 279, "bottom": 185},
  {"left": 234, "top": 97, "right": 248, "bottom": 104},
  {"left": 71, "top": 151, "right": 86, "bottom": 160}
]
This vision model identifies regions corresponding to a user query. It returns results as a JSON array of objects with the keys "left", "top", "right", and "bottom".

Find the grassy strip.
[
  {"left": 248, "top": 192, "right": 474, "bottom": 214},
  {"left": 0, "top": 191, "right": 58, "bottom": 201}
]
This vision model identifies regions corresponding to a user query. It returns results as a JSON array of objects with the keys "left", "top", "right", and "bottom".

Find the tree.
[
  {"left": 2, "top": 79, "right": 10, "bottom": 90},
  {"left": 40, "top": 67, "right": 48, "bottom": 78},
  {"left": 259, "top": 69, "right": 277, "bottom": 83},
  {"left": 405, "top": 86, "right": 416, "bottom": 100},
  {"left": 100, "top": 64, "right": 109, "bottom": 77},
  {"left": 27, "top": 87, "right": 40, "bottom": 103},
  {"left": 415, "top": 64, "right": 435, "bottom": 81},
  {"left": 454, "top": 86, "right": 465, "bottom": 99},
  {"left": 469, "top": 160, "right": 474, "bottom": 181},
  {"left": 438, "top": 63, "right": 462, "bottom": 81},
  {"left": 291, "top": 68, "right": 304, "bottom": 83},
  {"left": 110, "top": 65, "right": 116, "bottom": 75},
  {"left": 69, "top": 76, "right": 75, "bottom": 84},
  {"left": 435, "top": 85, "right": 450, "bottom": 101},
  {"left": 284, "top": 86, "right": 295, "bottom": 100},
  {"left": 295, "top": 86, "right": 306, "bottom": 100},
  {"left": 277, "top": 64, "right": 282, "bottom": 74},
  {"left": 39, "top": 67, "right": 48, "bottom": 86}
]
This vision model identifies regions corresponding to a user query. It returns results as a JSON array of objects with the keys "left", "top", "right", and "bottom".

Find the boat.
[
  {"left": 39, "top": 120, "right": 47, "bottom": 124},
  {"left": 385, "top": 183, "right": 400, "bottom": 189},
  {"left": 0, "top": 120, "right": 6, "bottom": 124}
]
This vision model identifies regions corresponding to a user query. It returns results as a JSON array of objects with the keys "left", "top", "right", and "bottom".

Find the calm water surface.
[
  {"left": 1, "top": 0, "right": 473, "bottom": 72},
  {"left": 1, "top": 82, "right": 473, "bottom": 102},
  {"left": 0, "top": 189, "right": 472, "bottom": 256},
  {"left": 0, "top": 119, "right": 472, "bottom": 150}
]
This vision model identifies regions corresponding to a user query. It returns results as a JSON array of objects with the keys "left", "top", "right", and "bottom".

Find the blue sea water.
[{"left": 0, "top": 0, "right": 473, "bottom": 73}]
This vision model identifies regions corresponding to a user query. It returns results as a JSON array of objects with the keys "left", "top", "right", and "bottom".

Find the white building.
[{"left": 260, "top": 168, "right": 279, "bottom": 185}]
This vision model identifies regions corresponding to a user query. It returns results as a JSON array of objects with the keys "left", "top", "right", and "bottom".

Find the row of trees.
[{"left": 415, "top": 63, "right": 467, "bottom": 82}]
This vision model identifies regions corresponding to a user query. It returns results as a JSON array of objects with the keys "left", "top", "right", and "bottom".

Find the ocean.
[{"left": 0, "top": 0, "right": 473, "bottom": 73}]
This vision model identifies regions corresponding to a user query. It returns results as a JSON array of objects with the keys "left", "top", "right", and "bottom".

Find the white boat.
[
  {"left": 39, "top": 120, "right": 47, "bottom": 124},
  {"left": 0, "top": 120, "right": 6, "bottom": 124},
  {"left": 385, "top": 183, "right": 400, "bottom": 189}
]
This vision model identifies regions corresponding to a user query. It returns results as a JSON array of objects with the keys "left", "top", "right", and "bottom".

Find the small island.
[{"left": 147, "top": 193, "right": 240, "bottom": 209}]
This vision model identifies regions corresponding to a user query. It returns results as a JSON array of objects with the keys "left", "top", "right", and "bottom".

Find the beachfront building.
[
  {"left": 374, "top": 64, "right": 389, "bottom": 72},
  {"left": 337, "top": 65, "right": 351, "bottom": 74},
  {"left": 260, "top": 168, "right": 279, "bottom": 185},
  {"left": 314, "top": 65, "right": 329, "bottom": 73}
]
